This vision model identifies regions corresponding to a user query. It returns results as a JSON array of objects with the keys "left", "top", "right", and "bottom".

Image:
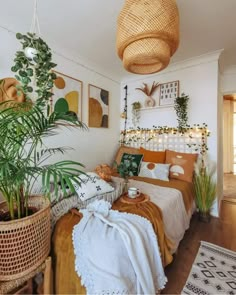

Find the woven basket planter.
[
  {"left": 116, "top": 0, "right": 179, "bottom": 74},
  {"left": 0, "top": 195, "right": 51, "bottom": 281}
]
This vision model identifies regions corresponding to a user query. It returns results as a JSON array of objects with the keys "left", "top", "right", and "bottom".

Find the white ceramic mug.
[{"left": 128, "top": 187, "right": 141, "bottom": 198}]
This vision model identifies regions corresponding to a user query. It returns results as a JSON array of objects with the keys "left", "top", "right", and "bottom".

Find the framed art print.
[
  {"left": 51, "top": 71, "right": 83, "bottom": 120},
  {"left": 159, "top": 80, "right": 179, "bottom": 106},
  {"left": 88, "top": 84, "right": 109, "bottom": 128}
]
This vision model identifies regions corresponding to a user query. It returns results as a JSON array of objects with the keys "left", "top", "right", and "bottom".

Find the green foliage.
[
  {"left": 193, "top": 161, "right": 217, "bottom": 213},
  {"left": 131, "top": 101, "right": 141, "bottom": 110},
  {"left": 11, "top": 32, "right": 57, "bottom": 107},
  {"left": 0, "top": 33, "right": 88, "bottom": 220},
  {"left": 131, "top": 101, "right": 141, "bottom": 127},
  {"left": 0, "top": 102, "right": 87, "bottom": 220},
  {"left": 115, "top": 158, "right": 138, "bottom": 179},
  {"left": 174, "top": 93, "right": 189, "bottom": 130}
]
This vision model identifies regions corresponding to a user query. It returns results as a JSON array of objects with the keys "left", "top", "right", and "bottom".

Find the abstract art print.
[
  {"left": 88, "top": 84, "right": 109, "bottom": 128},
  {"left": 51, "top": 71, "right": 83, "bottom": 120}
]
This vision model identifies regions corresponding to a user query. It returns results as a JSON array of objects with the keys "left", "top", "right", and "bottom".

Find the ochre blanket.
[
  {"left": 52, "top": 178, "right": 194, "bottom": 294},
  {"left": 52, "top": 199, "right": 173, "bottom": 294}
]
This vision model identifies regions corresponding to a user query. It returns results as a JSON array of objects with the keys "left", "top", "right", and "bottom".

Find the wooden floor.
[{"left": 162, "top": 199, "right": 236, "bottom": 294}]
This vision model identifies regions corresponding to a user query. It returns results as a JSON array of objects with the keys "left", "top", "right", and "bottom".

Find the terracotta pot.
[
  {"left": 0, "top": 195, "right": 51, "bottom": 281},
  {"left": 198, "top": 211, "right": 211, "bottom": 223}
]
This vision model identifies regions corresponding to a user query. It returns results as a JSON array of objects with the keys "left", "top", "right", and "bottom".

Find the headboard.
[{"left": 120, "top": 125, "right": 209, "bottom": 156}]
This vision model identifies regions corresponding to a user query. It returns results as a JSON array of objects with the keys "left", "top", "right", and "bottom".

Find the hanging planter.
[{"left": 116, "top": 0, "right": 179, "bottom": 74}]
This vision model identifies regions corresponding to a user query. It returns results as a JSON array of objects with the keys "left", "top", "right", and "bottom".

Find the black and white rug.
[{"left": 182, "top": 241, "right": 236, "bottom": 295}]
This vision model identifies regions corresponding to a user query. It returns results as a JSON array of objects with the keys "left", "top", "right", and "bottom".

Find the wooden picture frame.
[
  {"left": 51, "top": 71, "right": 83, "bottom": 120},
  {"left": 88, "top": 84, "right": 109, "bottom": 128},
  {"left": 159, "top": 80, "right": 179, "bottom": 106}
]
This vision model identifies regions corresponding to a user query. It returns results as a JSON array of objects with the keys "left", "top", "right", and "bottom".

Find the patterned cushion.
[
  {"left": 139, "top": 147, "right": 166, "bottom": 163},
  {"left": 165, "top": 150, "right": 198, "bottom": 183},
  {"left": 114, "top": 145, "right": 142, "bottom": 165},
  {"left": 120, "top": 153, "right": 143, "bottom": 176},
  {"left": 73, "top": 172, "right": 114, "bottom": 201},
  {"left": 138, "top": 162, "right": 170, "bottom": 181}
]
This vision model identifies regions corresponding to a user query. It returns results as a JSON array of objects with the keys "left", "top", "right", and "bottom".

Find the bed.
[{"left": 51, "top": 128, "right": 206, "bottom": 294}]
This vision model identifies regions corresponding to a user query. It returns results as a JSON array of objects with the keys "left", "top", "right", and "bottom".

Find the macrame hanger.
[{"left": 30, "top": 0, "right": 41, "bottom": 36}]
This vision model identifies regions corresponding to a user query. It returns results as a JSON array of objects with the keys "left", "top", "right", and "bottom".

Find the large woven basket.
[
  {"left": 116, "top": 0, "right": 179, "bottom": 74},
  {"left": 0, "top": 195, "right": 51, "bottom": 281}
]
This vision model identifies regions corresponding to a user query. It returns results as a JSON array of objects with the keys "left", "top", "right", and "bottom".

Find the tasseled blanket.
[{"left": 72, "top": 200, "right": 167, "bottom": 295}]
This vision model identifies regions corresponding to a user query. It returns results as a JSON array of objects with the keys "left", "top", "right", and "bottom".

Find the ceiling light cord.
[{"left": 30, "top": 0, "right": 41, "bottom": 36}]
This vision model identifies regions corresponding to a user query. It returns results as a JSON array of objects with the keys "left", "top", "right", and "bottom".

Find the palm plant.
[
  {"left": 193, "top": 159, "right": 216, "bottom": 216},
  {"left": 0, "top": 101, "right": 86, "bottom": 220}
]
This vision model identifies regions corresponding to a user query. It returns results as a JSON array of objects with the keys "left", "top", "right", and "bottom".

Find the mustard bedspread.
[{"left": 52, "top": 178, "right": 194, "bottom": 294}]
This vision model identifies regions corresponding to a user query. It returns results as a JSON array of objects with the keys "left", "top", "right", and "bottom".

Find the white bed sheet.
[{"left": 112, "top": 177, "right": 193, "bottom": 253}]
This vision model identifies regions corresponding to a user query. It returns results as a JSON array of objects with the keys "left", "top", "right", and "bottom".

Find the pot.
[
  {"left": 198, "top": 211, "right": 211, "bottom": 223},
  {"left": 0, "top": 195, "right": 51, "bottom": 281}
]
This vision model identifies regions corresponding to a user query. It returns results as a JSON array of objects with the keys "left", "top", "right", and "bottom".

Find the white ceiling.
[{"left": 1, "top": 0, "right": 236, "bottom": 81}]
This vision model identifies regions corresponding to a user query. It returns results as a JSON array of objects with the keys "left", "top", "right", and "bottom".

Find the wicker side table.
[{"left": 0, "top": 256, "right": 52, "bottom": 295}]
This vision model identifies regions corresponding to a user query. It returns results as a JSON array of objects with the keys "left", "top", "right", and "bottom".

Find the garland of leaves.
[
  {"left": 120, "top": 123, "right": 210, "bottom": 156},
  {"left": 11, "top": 32, "right": 57, "bottom": 108},
  {"left": 174, "top": 93, "right": 189, "bottom": 130}
]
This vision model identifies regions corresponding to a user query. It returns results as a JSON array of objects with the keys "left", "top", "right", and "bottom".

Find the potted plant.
[
  {"left": 136, "top": 81, "right": 159, "bottom": 107},
  {"left": 174, "top": 93, "right": 189, "bottom": 131},
  {"left": 0, "top": 33, "right": 86, "bottom": 280},
  {"left": 115, "top": 155, "right": 140, "bottom": 193},
  {"left": 131, "top": 101, "right": 141, "bottom": 127},
  {"left": 193, "top": 158, "right": 217, "bottom": 222}
]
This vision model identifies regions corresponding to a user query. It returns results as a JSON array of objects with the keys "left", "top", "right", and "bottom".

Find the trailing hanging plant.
[
  {"left": 131, "top": 101, "right": 141, "bottom": 127},
  {"left": 174, "top": 93, "right": 189, "bottom": 130},
  {"left": 11, "top": 32, "right": 57, "bottom": 109}
]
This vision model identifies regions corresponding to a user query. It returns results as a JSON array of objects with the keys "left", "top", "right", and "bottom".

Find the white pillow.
[
  {"left": 72, "top": 172, "right": 114, "bottom": 201},
  {"left": 138, "top": 162, "right": 170, "bottom": 181}
]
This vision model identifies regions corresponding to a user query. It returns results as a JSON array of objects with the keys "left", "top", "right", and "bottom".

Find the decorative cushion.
[
  {"left": 72, "top": 172, "right": 114, "bottom": 201},
  {"left": 94, "top": 164, "right": 112, "bottom": 182},
  {"left": 120, "top": 153, "right": 143, "bottom": 176},
  {"left": 138, "top": 162, "right": 170, "bottom": 181},
  {"left": 114, "top": 145, "right": 142, "bottom": 165},
  {"left": 140, "top": 147, "right": 166, "bottom": 163},
  {"left": 165, "top": 150, "right": 198, "bottom": 183}
]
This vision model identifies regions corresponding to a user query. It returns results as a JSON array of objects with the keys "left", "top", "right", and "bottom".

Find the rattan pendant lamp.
[{"left": 116, "top": 0, "right": 179, "bottom": 74}]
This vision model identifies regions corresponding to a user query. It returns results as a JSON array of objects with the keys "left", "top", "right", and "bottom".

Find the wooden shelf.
[{"left": 139, "top": 105, "right": 174, "bottom": 111}]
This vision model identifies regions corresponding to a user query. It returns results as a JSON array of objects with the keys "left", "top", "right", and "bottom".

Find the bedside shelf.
[{"left": 139, "top": 105, "right": 174, "bottom": 111}]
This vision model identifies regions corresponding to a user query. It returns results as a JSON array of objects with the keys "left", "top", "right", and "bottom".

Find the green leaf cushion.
[{"left": 120, "top": 153, "right": 143, "bottom": 176}]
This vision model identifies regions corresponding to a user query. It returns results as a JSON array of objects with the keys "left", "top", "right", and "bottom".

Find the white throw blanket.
[{"left": 72, "top": 200, "right": 167, "bottom": 295}]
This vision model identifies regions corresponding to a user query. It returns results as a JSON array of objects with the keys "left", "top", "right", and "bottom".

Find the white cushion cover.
[
  {"left": 73, "top": 172, "right": 114, "bottom": 201},
  {"left": 138, "top": 162, "right": 170, "bottom": 181}
]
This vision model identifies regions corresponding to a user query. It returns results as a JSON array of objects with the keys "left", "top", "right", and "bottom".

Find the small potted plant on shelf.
[
  {"left": 193, "top": 157, "right": 217, "bottom": 222},
  {"left": 0, "top": 32, "right": 86, "bottom": 281},
  {"left": 131, "top": 101, "right": 141, "bottom": 127}
]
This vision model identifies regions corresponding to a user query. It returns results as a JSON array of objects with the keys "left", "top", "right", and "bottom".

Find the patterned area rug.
[{"left": 182, "top": 241, "right": 236, "bottom": 295}]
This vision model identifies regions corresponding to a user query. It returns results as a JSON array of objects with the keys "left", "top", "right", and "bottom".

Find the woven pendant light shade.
[{"left": 116, "top": 0, "right": 179, "bottom": 74}]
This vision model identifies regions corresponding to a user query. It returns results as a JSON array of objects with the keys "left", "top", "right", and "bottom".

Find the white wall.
[
  {"left": 121, "top": 51, "right": 222, "bottom": 215},
  {"left": 0, "top": 28, "right": 121, "bottom": 172}
]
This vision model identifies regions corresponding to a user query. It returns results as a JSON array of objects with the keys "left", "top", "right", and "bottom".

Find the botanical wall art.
[
  {"left": 51, "top": 71, "right": 83, "bottom": 120},
  {"left": 159, "top": 80, "right": 179, "bottom": 106},
  {"left": 88, "top": 84, "right": 109, "bottom": 128}
]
